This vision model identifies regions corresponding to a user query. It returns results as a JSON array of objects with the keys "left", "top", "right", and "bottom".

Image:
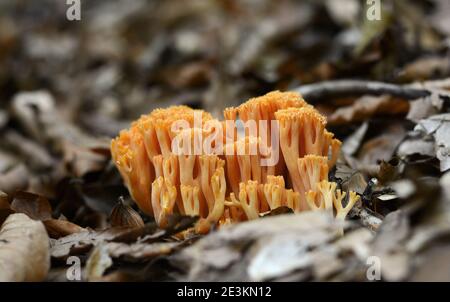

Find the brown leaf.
[
  {"left": 62, "top": 141, "right": 109, "bottom": 178},
  {"left": 357, "top": 124, "right": 405, "bottom": 165},
  {"left": 10, "top": 191, "right": 52, "bottom": 221},
  {"left": 50, "top": 223, "right": 160, "bottom": 258},
  {"left": 398, "top": 56, "right": 450, "bottom": 82},
  {"left": 139, "top": 215, "right": 198, "bottom": 243},
  {"left": 335, "top": 164, "right": 368, "bottom": 194},
  {"left": 377, "top": 159, "right": 400, "bottom": 184},
  {"left": 261, "top": 206, "right": 294, "bottom": 217},
  {"left": 0, "top": 192, "right": 13, "bottom": 225},
  {"left": 0, "top": 191, "right": 9, "bottom": 210},
  {"left": 43, "top": 219, "right": 86, "bottom": 239},
  {"left": 329, "top": 95, "right": 409, "bottom": 125}
]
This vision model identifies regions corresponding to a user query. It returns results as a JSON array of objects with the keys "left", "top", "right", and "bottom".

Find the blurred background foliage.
[{"left": 0, "top": 0, "right": 448, "bottom": 134}]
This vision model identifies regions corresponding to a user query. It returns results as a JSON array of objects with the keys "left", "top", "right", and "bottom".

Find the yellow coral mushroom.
[
  {"left": 111, "top": 128, "right": 154, "bottom": 215},
  {"left": 334, "top": 190, "right": 360, "bottom": 235},
  {"left": 196, "top": 167, "right": 226, "bottom": 234},
  {"left": 225, "top": 136, "right": 278, "bottom": 201},
  {"left": 275, "top": 107, "right": 341, "bottom": 167},
  {"left": 110, "top": 90, "right": 350, "bottom": 234},
  {"left": 263, "top": 175, "right": 301, "bottom": 212},
  {"left": 180, "top": 185, "right": 201, "bottom": 217},
  {"left": 226, "top": 181, "right": 261, "bottom": 220},
  {"left": 151, "top": 177, "right": 177, "bottom": 228},
  {"left": 225, "top": 90, "right": 309, "bottom": 142},
  {"left": 306, "top": 180, "right": 360, "bottom": 235}
]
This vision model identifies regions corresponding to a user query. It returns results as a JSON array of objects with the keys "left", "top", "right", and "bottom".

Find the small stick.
[{"left": 296, "top": 80, "right": 434, "bottom": 103}]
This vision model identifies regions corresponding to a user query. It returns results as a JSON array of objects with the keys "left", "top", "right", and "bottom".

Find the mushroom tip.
[
  {"left": 243, "top": 90, "right": 307, "bottom": 109},
  {"left": 275, "top": 106, "right": 326, "bottom": 125}
]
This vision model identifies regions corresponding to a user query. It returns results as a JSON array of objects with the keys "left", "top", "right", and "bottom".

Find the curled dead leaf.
[
  {"left": 85, "top": 243, "right": 113, "bottom": 281},
  {"left": 43, "top": 219, "right": 86, "bottom": 239}
]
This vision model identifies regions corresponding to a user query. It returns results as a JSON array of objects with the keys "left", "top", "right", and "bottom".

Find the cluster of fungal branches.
[{"left": 111, "top": 91, "right": 359, "bottom": 234}]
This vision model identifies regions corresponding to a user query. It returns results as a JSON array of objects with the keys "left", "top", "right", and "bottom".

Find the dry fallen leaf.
[
  {"left": 49, "top": 227, "right": 147, "bottom": 259},
  {"left": 398, "top": 56, "right": 450, "bottom": 82},
  {"left": 407, "top": 93, "right": 444, "bottom": 122},
  {"left": 0, "top": 191, "right": 9, "bottom": 209},
  {"left": 43, "top": 219, "right": 86, "bottom": 239},
  {"left": 0, "top": 213, "right": 50, "bottom": 281},
  {"left": 173, "top": 212, "right": 347, "bottom": 281},
  {"left": 357, "top": 124, "right": 406, "bottom": 166},
  {"left": 328, "top": 95, "right": 409, "bottom": 125},
  {"left": 247, "top": 231, "right": 335, "bottom": 281},
  {"left": 10, "top": 191, "right": 52, "bottom": 221},
  {"left": 49, "top": 216, "right": 194, "bottom": 259},
  {"left": 414, "top": 113, "right": 450, "bottom": 171},
  {"left": 370, "top": 210, "right": 411, "bottom": 281},
  {"left": 103, "top": 241, "right": 181, "bottom": 261},
  {"left": 85, "top": 243, "right": 113, "bottom": 281}
]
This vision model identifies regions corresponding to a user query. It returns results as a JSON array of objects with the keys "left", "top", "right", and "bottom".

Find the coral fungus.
[{"left": 111, "top": 90, "right": 357, "bottom": 234}]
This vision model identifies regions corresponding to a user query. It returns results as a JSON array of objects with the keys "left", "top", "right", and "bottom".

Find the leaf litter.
[{"left": 0, "top": 0, "right": 450, "bottom": 281}]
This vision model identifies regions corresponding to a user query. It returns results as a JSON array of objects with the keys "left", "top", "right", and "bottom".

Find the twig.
[
  {"left": 349, "top": 204, "right": 383, "bottom": 233},
  {"left": 296, "top": 80, "right": 436, "bottom": 102}
]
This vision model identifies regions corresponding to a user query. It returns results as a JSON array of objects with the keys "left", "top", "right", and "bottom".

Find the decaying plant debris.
[{"left": 1, "top": 0, "right": 450, "bottom": 282}]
